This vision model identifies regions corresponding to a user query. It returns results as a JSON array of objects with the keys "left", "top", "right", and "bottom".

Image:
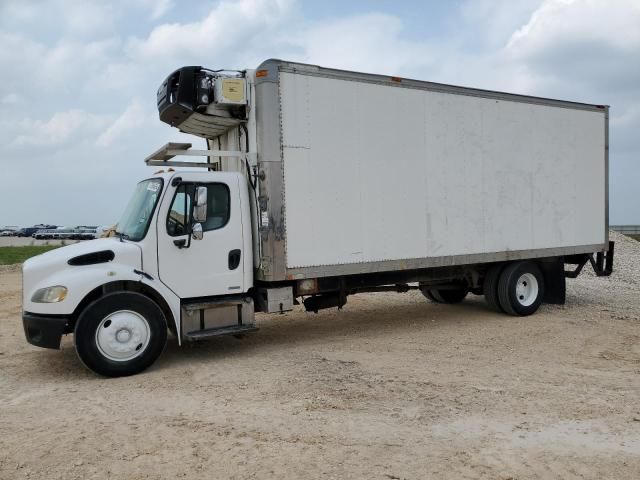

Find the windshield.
[{"left": 116, "top": 178, "right": 163, "bottom": 241}]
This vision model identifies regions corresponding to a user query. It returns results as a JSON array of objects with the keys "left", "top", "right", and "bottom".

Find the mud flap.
[{"left": 540, "top": 257, "right": 566, "bottom": 305}]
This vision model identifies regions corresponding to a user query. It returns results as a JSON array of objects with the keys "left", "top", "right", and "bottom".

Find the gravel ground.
[{"left": 0, "top": 233, "right": 638, "bottom": 479}]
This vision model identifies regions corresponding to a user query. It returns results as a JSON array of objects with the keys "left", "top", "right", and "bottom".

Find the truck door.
[{"left": 156, "top": 175, "right": 246, "bottom": 299}]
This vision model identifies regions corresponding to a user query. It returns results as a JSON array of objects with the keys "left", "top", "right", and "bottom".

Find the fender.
[
  {"left": 23, "top": 261, "right": 143, "bottom": 316},
  {"left": 71, "top": 276, "right": 182, "bottom": 344},
  {"left": 139, "top": 275, "right": 182, "bottom": 342},
  {"left": 25, "top": 264, "right": 182, "bottom": 344}
]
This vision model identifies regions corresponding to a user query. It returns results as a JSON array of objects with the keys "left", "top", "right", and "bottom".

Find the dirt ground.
[{"left": 1, "top": 233, "right": 639, "bottom": 479}]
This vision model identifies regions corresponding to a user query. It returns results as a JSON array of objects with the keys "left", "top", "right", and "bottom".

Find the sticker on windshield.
[{"left": 147, "top": 182, "right": 160, "bottom": 192}]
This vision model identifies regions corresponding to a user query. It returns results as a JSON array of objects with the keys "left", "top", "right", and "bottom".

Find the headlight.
[{"left": 31, "top": 286, "right": 68, "bottom": 303}]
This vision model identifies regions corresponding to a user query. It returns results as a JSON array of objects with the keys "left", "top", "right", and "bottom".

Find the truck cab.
[
  {"left": 127, "top": 170, "right": 253, "bottom": 299},
  {"left": 22, "top": 169, "right": 256, "bottom": 377}
]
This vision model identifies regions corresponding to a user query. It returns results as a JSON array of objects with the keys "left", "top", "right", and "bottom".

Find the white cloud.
[
  {"left": 507, "top": 0, "right": 640, "bottom": 55},
  {"left": 1, "top": 93, "right": 21, "bottom": 105},
  {"left": 122, "top": 0, "right": 175, "bottom": 21},
  {"left": 148, "top": 0, "right": 173, "bottom": 20},
  {"left": 129, "top": 0, "right": 292, "bottom": 60},
  {"left": 1, "top": 0, "right": 640, "bottom": 223},
  {"left": 459, "top": 0, "right": 541, "bottom": 48},
  {"left": 0, "top": 0, "right": 117, "bottom": 37},
  {"left": 495, "top": 0, "right": 640, "bottom": 103},
  {"left": 0, "top": 32, "right": 45, "bottom": 90},
  {"left": 96, "top": 100, "right": 151, "bottom": 147},
  {"left": 0, "top": 2, "right": 42, "bottom": 25},
  {"left": 289, "top": 13, "right": 434, "bottom": 76},
  {"left": 127, "top": 3, "right": 438, "bottom": 80},
  {"left": 0, "top": 31, "right": 122, "bottom": 102},
  {"left": 62, "top": 1, "right": 116, "bottom": 36},
  {"left": 613, "top": 104, "right": 640, "bottom": 128},
  {"left": 41, "top": 38, "right": 122, "bottom": 88},
  {"left": 12, "top": 110, "right": 110, "bottom": 147}
]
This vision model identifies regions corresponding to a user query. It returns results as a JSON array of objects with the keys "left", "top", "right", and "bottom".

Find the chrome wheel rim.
[
  {"left": 515, "top": 273, "right": 539, "bottom": 307},
  {"left": 95, "top": 310, "right": 150, "bottom": 362}
]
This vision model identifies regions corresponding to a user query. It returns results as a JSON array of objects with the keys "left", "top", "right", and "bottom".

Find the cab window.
[
  {"left": 202, "top": 183, "right": 230, "bottom": 232},
  {"left": 166, "top": 183, "right": 229, "bottom": 236},
  {"left": 167, "top": 184, "right": 192, "bottom": 236}
]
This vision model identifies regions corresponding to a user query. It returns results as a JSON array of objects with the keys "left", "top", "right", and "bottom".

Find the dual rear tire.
[{"left": 484, "top": 261, "right": 545, "bottom": 316}]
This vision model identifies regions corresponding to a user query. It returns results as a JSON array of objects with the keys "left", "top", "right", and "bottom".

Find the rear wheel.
[
  {"left": 74, "top": 292, "right": 167, "bottom": 377},
  {"left": 421, "top": 287, "right": 468, "bottom": 304},
  {"left": 497, "top": 261, "right": 544, "bottom": 316},
  {"left": 483, "top": 263, "right": 505, "bottom": 312}
]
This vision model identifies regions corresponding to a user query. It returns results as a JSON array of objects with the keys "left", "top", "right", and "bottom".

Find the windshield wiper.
[{"left": 115, "top": 231, "right": 130, "bottom": 242}]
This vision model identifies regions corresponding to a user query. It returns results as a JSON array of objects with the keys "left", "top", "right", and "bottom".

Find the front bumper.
[{"left": 22, "top": 312, "right": 70, "bottom": 349}]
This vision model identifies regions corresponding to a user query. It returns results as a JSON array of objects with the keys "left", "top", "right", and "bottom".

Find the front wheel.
[{"left": 74, "top": 292, "right": 167, "bottom": 377}]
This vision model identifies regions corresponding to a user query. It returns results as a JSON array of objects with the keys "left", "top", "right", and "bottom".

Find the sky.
[{"left": 0, "top": 0, "right": 638, "bottom": 227}]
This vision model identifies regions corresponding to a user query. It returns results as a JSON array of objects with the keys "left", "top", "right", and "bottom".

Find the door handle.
[
  {"left": 173, "top": 239, "right": 187, "bottom": 249},
  {"left": 228, "top": 249, "right": 241, "bottom": 270}
]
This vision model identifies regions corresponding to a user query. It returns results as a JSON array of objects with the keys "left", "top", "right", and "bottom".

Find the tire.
[
  {"left": 421, "top": 287, "right": 468, "bottom": 304},
  {"left": 483, "top": 263, "right": 505, "bottom": 312},
  {"left": 497, "top": 261, "right": 545, "bottom": 316},
  {"left": 74, "top": 292, "right": 167, "bottom": 377}
]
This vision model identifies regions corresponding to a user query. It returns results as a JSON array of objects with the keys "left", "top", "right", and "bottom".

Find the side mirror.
[
  {"left": 192, "top": 222, "right": 203, "bottom": 240},
  {"left": 193, "top": 186, "right": 207, "bottom": 223}
]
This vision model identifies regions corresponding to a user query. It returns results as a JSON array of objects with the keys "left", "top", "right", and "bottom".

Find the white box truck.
[{"left": 22, "top": 60, "right": 614, "bottom": 376}]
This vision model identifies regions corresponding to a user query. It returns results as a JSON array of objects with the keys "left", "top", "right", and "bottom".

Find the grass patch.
[
  {"left": 0, "top": 246, "right": 60, "bottom": 265},
  {"left": 629, "top": 234, "right": 640, "bottom": 242}
]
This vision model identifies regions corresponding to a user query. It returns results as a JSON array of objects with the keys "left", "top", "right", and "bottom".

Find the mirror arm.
[
  {"left": 182, "top": 186, "right": 193, "bottom": 249},
  {"left": 185, "top": 210, "right": 193, "bottom": 249}
]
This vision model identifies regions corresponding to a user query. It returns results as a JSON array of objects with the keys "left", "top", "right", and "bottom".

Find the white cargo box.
[{"left": 249, "top": 60, "right": 608, "bottom": 281}]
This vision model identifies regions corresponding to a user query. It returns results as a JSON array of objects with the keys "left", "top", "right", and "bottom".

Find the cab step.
[{"left": 185, "top": 324, "right": 258, "bottom": 340}]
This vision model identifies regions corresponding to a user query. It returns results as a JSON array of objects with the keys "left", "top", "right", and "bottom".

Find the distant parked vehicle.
[
  {"left": 53, "top": 228, "right": 75, "bottom": 240},
  {"left": 77, "top": 228, "right": 98, "bottom": 240},
  {"left": 70, "top": 226, "right": 98, "bottom": 240},
  {"left": 33, "top": 229, "right": 57, "bottom": 240},
  {"left": 32, "top": 227, "right": 98, "bottom": 241},
  {"left": 0, "top": 226, "right": 20, "bottom": 236},
  {"left": 20, "top": 224, "right": 57, "bottom": 237}
]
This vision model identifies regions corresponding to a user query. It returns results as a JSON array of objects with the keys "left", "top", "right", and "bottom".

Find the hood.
[{"left": 23, "top": 238, "right": 142, "bottom": 281}]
